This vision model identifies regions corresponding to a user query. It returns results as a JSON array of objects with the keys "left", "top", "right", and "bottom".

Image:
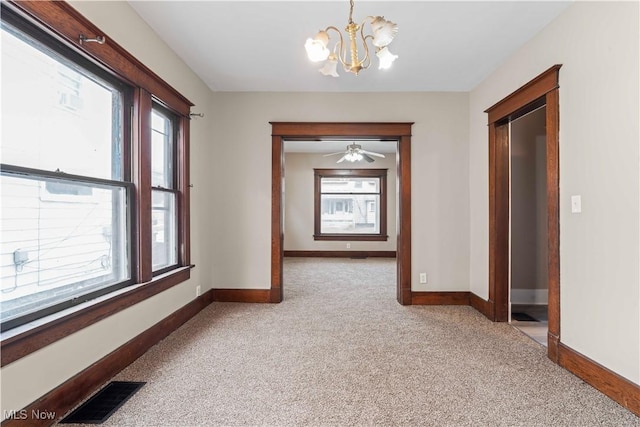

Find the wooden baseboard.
[
  {"left": 411, "top": 291, "right": 470, "bottom": 305},
  {"left": 212, "top": 289, "right": 273, "bottom": 303},
  {"left": 284, "top": 250, "right": 396, "bottom": 258},
  {"left": 1, "top": 290, "right": 213, "bottom": 427},
  {"left": 469, "top": 292, "right": 494, "bottom": 320},
  {"left": 559, "top": 343, "right": 639, "bottom": 416},
  {"left": 547, "top": 331, "right": 560, "bottom": 363}
]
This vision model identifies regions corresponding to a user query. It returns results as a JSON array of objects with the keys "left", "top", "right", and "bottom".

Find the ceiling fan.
[{"left": 323, "top": 142, "right": 385, "bottom": 163}]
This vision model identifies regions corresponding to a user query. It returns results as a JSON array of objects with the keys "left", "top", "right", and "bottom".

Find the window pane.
[
  {"left": 0, "top": 174, "right": 129, "bottom": 326},
  {"left": 0, "top": 22, "right": 124, "bottom": 180},
  {"left": 321, "top": 177, "right": 379, "bottom": 193},
  {"left": 320, "top": 194, "right": 380, "bottom": 234},
  {"left": 151, "top": 110, "right": 174, "bottom": 188},
  {"left": 152, "top": 190, "right": 177, "bottom": 271}
]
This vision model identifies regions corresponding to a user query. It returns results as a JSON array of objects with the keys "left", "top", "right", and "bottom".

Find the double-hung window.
[
  {"left": 0, "top": 2, "right": 192, "bottom": 336},
  {"left": 314, "top": 169, "right": 388, "bottom": 241},
  {"left": 151, "top": 106, "right": 178, "bottom": 273}
]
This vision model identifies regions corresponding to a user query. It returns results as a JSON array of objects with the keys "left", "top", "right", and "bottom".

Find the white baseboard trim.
[{"left": 511, "top": 289, "right": 548, "bottom": 305}]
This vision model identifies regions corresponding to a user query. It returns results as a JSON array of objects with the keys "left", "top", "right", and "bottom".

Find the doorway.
[
  {"left": 270, "top": 122, "right": 413, "bottom": 305},
  {"left": 510, "top": 106, "right": 549, "bottom": 346},
  {"left": 486, "top": 64, "right": 561, "bottom": 361}
]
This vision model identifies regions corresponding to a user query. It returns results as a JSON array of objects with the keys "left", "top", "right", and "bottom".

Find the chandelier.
[{"left": 304, "top": 0, "right": 398, "bottom": 77}]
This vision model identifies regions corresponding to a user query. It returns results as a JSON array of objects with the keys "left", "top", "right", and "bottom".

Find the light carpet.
[{"left": 62, "top": 258, "right": 639, "bottom": 426}]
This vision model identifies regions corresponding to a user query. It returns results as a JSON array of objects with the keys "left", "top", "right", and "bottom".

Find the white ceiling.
[{"left": 128, "top": 1, "right": 572, "bottom": 93}]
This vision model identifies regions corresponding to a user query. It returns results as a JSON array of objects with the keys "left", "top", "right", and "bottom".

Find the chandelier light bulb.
[
  {"left": 376, "top": 46, "right": 398, "bottom": 70},
  {"left": 305, "top": 31, "right": 330, "bottom": 62},
  {"left": 319, "top": 54, "right": 339, "bottom": 77}
]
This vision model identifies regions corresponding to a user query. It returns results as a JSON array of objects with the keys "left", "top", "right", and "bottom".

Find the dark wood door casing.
[
  {"left": 270, "top": 122, "right": 413, "bottom": 305},
  {"left": 485, "top": 65, "right": 561, "bottom": 359}
]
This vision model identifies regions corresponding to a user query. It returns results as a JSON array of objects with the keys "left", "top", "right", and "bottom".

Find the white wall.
[
  {"left": 284, "top": 152, "right": 397, "bottom": 252},
  {"left": 210, "top": 92, "right": 469, "bottom": 292},
  {"left": 0, "top": 1, "right": 214, "bottom": 418},
  {"left": 469, "top": 1, "right": 639, "bottom": 383}
]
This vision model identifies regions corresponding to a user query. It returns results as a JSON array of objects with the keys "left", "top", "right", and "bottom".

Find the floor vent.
[
  {"left": 511, "top": 312, "right": 539, "bottom": 322},
  {"left": 59, "top": 381, "right": 145, "bottom": 424}
]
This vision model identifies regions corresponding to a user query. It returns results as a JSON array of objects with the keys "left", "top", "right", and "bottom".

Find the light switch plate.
[{"left": 571, "top": 195, "right": 582, "bottom": 213}]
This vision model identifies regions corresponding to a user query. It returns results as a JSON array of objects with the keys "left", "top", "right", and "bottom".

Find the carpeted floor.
[{"left": 61, "top": 258, "right": 639, "bottom": 426}]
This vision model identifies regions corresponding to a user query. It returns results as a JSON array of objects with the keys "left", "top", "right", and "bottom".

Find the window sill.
[
  {"left": 0, "top": 265, "right": 194, "bottom": 367},
  {"left": 313, "top": 234, "right": 389, "bottom": 242}
]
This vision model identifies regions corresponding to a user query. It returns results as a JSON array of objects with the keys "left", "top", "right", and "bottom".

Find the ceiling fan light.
[
  {"left": 305, "top": 31, "right": 330, "bottom": 62},
  {"left": 376, "top": 46, "right": 398, "bottom": 70}
]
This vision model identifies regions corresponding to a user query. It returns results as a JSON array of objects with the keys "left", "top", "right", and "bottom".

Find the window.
[
  {"left": 314, "top": 169, "right": 388, "bottom": 241},
  {"left": 151, "top": 106, "right": 178, "bottom": 273},
  {"left": 0, "top": 3, "right": 191, "bottom": 335}
]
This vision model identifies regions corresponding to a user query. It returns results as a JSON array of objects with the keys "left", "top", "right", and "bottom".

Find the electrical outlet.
[
  {"left": 419, "top": 273, "right": 427, "bottom": 284},
  {"left": 346, "top": 243, "right": 351, "bottom": 249},
  {"left": 196, "top": 285, "right": 201, "bottom": 297}
]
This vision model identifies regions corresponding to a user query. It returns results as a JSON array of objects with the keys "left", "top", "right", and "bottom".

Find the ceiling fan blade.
[
  {"left": 323, "top": 151, "right": 346, "bottom": 157},
  {"left": 336, "top": 155, "right": 348, "bottom": 163},
  {"left": 361, "top": 150, "right": 385, "bottom": 158},
  {"left": 362, "top": 153, "right": 375, "bottom": 163}
]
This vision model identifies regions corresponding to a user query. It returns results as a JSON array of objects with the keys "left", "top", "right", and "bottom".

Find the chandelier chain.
[{"left": 349, "top": 0, "right": 355, "bottom": 24}]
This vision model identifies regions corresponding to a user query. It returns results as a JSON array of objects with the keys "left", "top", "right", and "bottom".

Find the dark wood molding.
[
  {"left": 313, "top": 235, "right": 389, "bottom": 241},
  {"left": 492, "top": 123, "right": 510, "bottom": 322},
  {"left": 1, "top": 289, "right": 213, "bottom": 427},
  {"left": 270, "top": 134, "right": 284, "bottom": 303},
  {"left": 469, "top": 292, "right": 494, "bottom": 320},
  {"left": 134, "top": 88, "right": 153, "bottom": 283},
  {"left": 486, "top": 65, "right": 561, "bottom": 347},
  {"left": 270, "top": 122, "right": 413, "bottom": 138},
  {"left": 313, "top": 168, "right": 388, "bottom": 241},
  {"left": 397, "top": 134, "right": 412, "bottom": 305},
  {"left": 178, "top": 115, "right": 191, "bottom": 267},
  {"left": 7, "top": 1, "right": 193, "bottom": 115},
  {"left": 547, "top": 331, "right": 560, "bottom": 364},
  {"left": 271, "top": 122, "right": 413, "bottom": 305},
  {"left": 212, "top": 289, "right": 273, "bottom": 303},
  {"left": 284, "top": 251, "right": 396, "bottom": 258},
  {"left": 411, "top": 292, "right": 470, "bottom": 305},
  {"left": 546, "top": 88, "right": 561, "bottom": 346},
  {"left": 559, "top": 343, "right": 640, "bottom": 417},
  {"left": 485, "top": 65, "right": 561, "bottom": 124},
  {"left": 1, "top": 267, "right": 191, "bottom": 367}
]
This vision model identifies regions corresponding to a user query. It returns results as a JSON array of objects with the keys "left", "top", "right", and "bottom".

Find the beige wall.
[
  {"left": 209, "top": 92, "right": 470, "bottom": 292},
  {"left": 469, "top": 1, "right": 639, "bottom": 383},
  {"left": 284, "top": 152, "right": 397, "bottom": 252},
  {"left": 0, "top": 1, "right": 215, "bottom": 418}
]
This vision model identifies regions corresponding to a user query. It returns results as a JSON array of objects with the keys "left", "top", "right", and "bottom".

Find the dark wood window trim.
[
  {"left": 313, "top": 168, "right": 388, "bottom": 241},
  {"left": 1, "top": 0, "right": 193, "bottom": 366}
]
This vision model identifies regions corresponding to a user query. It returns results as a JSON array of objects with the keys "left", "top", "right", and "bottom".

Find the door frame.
[
  {"left": 485, "top": 65, "right": 561, "bottom": 361},
  {"left": 270, "top": 122, "right": 414, "bottom": 305}
]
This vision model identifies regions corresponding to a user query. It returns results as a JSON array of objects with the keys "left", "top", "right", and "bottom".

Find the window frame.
[
  {"left": 313, "top": 169, "right": 388, "bottom": 241},
  {"left": 151, "top": 103, "right": 180, "bottom": 275},
  {"left": 0, "top": 0, "right": 193, "bottom": 366}
]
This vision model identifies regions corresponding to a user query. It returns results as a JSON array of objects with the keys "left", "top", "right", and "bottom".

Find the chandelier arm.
[
  {"left": 359, "top": 22, "right": 373, "bottom": 70},
  {"left": 325, "top": 26, "right": 349, "bottom": 68}
]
